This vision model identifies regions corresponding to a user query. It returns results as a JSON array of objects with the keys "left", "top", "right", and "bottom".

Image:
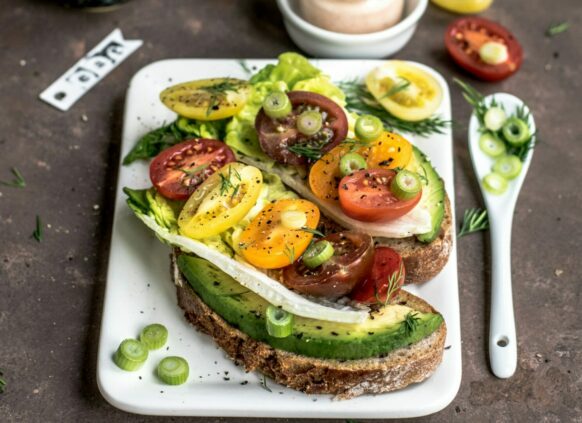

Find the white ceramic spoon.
[{"left": 468, "top": 93, "right": 536, "bottom": 379}]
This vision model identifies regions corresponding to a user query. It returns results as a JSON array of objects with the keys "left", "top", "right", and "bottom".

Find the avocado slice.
[
  {"left": 406, "top": 147, "right": 446, "bottom": 243},
  {"left": 177, "top": 255, "right": 443, "bottom": 360}
]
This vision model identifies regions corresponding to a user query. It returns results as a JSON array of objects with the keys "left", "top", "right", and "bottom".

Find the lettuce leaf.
[
  {"left": 249, "top": 52, "right": 320, "bottom": 86},
  {"left": 293, "top": 75, "right": 346, "bottom": 107}
]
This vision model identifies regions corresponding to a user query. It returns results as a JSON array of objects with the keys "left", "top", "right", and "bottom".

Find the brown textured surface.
[
  {"left": 1, "top": 0, "right": 581, "bottom": 422},
  {"left": 174, "top": 260, "right": 446, "bottom": 400}
]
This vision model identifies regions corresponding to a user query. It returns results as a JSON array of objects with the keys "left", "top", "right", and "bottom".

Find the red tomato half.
[
  {"left": 338, "top": 169, "right": 421, "bottom": 222},
  {"left": 149, "top": 138, "right": 235, "bottom": 200},
  {"left": 445, "top": 17, "right": 523, "bottom": 81},
  {"left": 255, "top": 91, "right": 348, "bottom": 166},
  {"left": 351, "top": 247, "right": 405, "bottom": 304}
]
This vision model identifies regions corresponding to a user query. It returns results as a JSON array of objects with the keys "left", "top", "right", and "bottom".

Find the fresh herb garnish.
[
  {"left": 219, "top": 165, "right": 242, "bottom": 198},
  {"left": 238, "top": 60, "right": 253, "bottom": 75},
  {"left": 179, "top": 163, "right": 209, "bottom": 176},
  {"left": 300, "top": 227, "right": 326, "bottom": 238},
  {"left": 381, "top": 77, "right": 411, "bottom": 99},
  {"left": 123, "top": 121, "right": 187, "bottom": 165},
  {"left": 339, "top": 79, "right": 451, "bottom": 137},
  {"left": 454, "top": 78, "right": 489, "bottom": 126},
  {"left": 283, "top": 243, "right": 296, "bottom": 264},
  {"left": 287, "top": 143, "right": 325, "bottom": 161},
  {"left": 260, "top": 374, "right": 272, "bottom": 392},
  {"left": 0, "top": 368, "right": 6, "bottom": 393},
  {"left": 546, "top": 22, "right": 569, "bottom": 37},
  {"left": 201, "top": 80, "right": 244, "bottom": 117},
  {"left": 374, "top": 262, "right": 404, "bottom": 306},
  {"left": 32, "top": 215, "right": 43, "bottom": 242},
  {"left": 0, "top": 167, "right": 26, "bottom": 188},
  {"left": 458, "top": 208, "right": 489, "bottom": 238},
  {"left": 340, "top": 137, "right": 370, "bottom": 152},
  {"left": 403, "top": 312, "right": 421, "bottom": 335}
]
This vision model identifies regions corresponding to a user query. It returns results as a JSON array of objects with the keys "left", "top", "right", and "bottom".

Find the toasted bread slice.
[
  {"left": 380, "top": 196, "right": 453, "bottom": 284},
  {"left": 172, "top": 257, "right": 447, "bottom": 399}
]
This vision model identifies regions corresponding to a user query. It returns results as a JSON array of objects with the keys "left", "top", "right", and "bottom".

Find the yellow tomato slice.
[
  {"left": 160, "top": 78, "right": 250, "bottom": 121},
  {"left": 431, "top": 0, "right": 492, "bottom": 14},
  {"left": 366, "top": 61, "right": 443, "bottom": 122},
  {"left": 239, "top": 199, "right": 320, "bottom": 269},
  {"left": 309, "top": 131, "right": 412, "bottom": 203},
  {"left": 178, "top": 163, "right": 263, "bottom": 239}
]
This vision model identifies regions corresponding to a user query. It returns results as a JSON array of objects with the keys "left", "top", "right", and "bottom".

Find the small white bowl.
[{"left": 276, "top": 0, "right": 428, "bottom": 58}]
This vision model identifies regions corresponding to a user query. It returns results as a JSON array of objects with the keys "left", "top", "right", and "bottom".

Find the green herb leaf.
[
  {"left": 546, "top": 22, "right": 569, "bottom": 36},
  {"left": 32, "top": 215, "right": 43, "bottom": 242},
  {"left": 458, "top": 208, "right": 489, "bottom": 238},
  {"left": 380, "top": 77, "right": 411, "bottom": 99},
  {"left": 403, "top": 312, "right": 421, "bottom": 335},
  {"left": 123, "top": 122, "right": 187, "bottom": 165},
  {"left": 238, "top": 60, "right": 253, "bottom": 75},
  {"left": 260, "top": 374, "right": 272, "bottom": 392},
  {"left": 0, "top": 368, "right": 6, "bottom": 394},
  {"left": 339, "top": 79, "right": 451, "bottom": 137},
  {"left": 287, "top": 143, "right": 325, "bottom": 161},
  {"left": 0, "top": 167, "right": 26, "bottom": 188},
  {"left": 283, "top": 243, "right": 296, "bottom": 264},
  {"left": 300, "top": 227, "right": 326, "bottom": 238},
  {"left": 374, "top": 261, "right": 404, "bottom": 306}
]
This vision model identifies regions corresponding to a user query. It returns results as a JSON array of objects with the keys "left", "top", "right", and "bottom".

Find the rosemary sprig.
[
  {"left": 546, "top": 22, "right": 569, "bottom": 37},
  {"left": 0, "top": 368, "right": 6, "bottom": 394},
  {"left": 338, "top": 79, "right": 451, "bottom": 137},
  {"left": 0, "top": 167, "right": 26, "bottom": 188},
  {"left": 340, "top": 137, "right": 370, "bottom": 152},
  {"left": 260, "top": 374, "right": 272, "bottom": 392},
  {"left": 453, "top": 78, "right": 489, "bottom": 126},
  {"left": 300, "top": 227, "right": 326, "bottom": 238},
  {"left": 458, "top": 208, "right": 489, "bottom": 238},
  {"left": 238, "top": 60, "right": 253, "bottom": 75},
  {"left": 403, "top": 312, "right": 421, "bottom": 335},
  {"left": 381, "top": 77, "right": 411, "bottom": 99},
  {"left": 32, "top": 215, "right": 43, "bottom": 242},
  {"left": 374, "top": 261, "right": 404, "bottom": 306}
]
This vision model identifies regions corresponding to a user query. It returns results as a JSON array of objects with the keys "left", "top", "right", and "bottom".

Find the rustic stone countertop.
[{"left": 1, "top": 0, "right": 580, "bottom": 421}]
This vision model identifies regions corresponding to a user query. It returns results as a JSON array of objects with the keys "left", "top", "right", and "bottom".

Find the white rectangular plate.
[{"left": 97, "top": 59, "right": 461, "bottom": 418}]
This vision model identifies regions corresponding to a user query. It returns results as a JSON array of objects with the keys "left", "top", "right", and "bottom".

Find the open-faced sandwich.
[{"left": 123, "top": 53, "right": 451, "bottom": 399}]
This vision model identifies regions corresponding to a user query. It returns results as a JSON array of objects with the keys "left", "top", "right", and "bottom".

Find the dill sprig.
[
  {"left": 201, "top": 80, "right": 245, "bottom": 117},
  {"left": 381, "top": 77, "right": 411, "bottom": 99},
  {"left": 0, "top": 368, "right": 6, "bottom": 394},
  {"left": 32, "top": 215, "right": 43, "bottom": 242},
  {"left": 287, "top": 143, "right": 324, "bottom": 161},
  {"left": 546, "top": 22, "right": 569, "bottom": 37},
  {"left": 300, "top": 227, "right": 326, "bottom": 238},
  {"left": 338, "top": 79, "right": 451, "bottom": 137},
  {"left": 403, "top": 312, "right": 421, "bottom": 335},
  {"left": 238, "top": 60, "right": 253, "bottom": 75},
  {"left": 219, "top": 165, "right": 242, "bottom": 198},
  {"left": 283, "top": 243, "right": 296, "bottom": 264},
  {"left": 1, "top": 167, "right": 26, "bottom": 188},
  {"left": 374, "top": 261, "right": 404, "bottom": 306},
  {"left": 458, "top": 208, "right": 489, "bottom": 238},
  {"left": 340, "top": 137, "right": 370, "bottom": 152}
]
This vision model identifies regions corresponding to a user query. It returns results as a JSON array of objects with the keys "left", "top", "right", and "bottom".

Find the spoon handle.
[{"left": 488, "top": 215, "right": 517, "bottom": 378}]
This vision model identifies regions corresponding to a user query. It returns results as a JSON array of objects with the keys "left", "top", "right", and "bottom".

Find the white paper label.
[{"left": 39, "top": 29, "right": 142, "bottom": 111}]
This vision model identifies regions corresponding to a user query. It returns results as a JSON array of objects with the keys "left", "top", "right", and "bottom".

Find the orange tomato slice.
[
  {"left": 239, "top": 199, "right": 320, "bottom": 269},
  {"left": 308, "top": 131, "right": 413, "bottom": 203}
]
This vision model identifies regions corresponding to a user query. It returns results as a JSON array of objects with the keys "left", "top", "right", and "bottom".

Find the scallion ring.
[
  {"left": 482, "top": 172, "right": 509, "bottom": 195},
  {"left": 479, "top": 132, "right": 506, "bottom": 157},
  {"left": 484, "top": 106, "right": 507, "bottom": 131},
  {"left": 302, "top": 240, "right": 334, "bottom": 269},
  {"left": 113, "top": 339, "right": 148, "bottom": 371},
  {"left": 157, "top": 356, "right": 189, "bottom": 385},
  {"left": 296, "top": 110, "right": 323, "bottom": 136},
  {"left": 355, "top": 114, "right": 383, "bottom": 142},
  {"left": 502, "top": 117, "right": 530, "bottom": 146},
  {"left": 492, "top": 155, "right": 522, "bottom": 180},
  {"left": 339, "top": 152, "right": 367, "bottom": 176},
  {"left": 263, "top": 91, "right": 292, "bottom": 119},
  {"left": 390, "top": 170, "right": 422, "bottom": 200},
  {"left": 266, "top": 305, "right": 294, "bottom": 338},
  {"left": 139, "top": 323, "right": 168, "bottom": 350}
]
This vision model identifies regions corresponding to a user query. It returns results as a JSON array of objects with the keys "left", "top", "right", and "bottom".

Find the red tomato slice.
[
  {"left": 338, "top": 169, "right": 421, "bottom": 222},
  {"left": 445, "top": 17, "right": 523, "bottom": 81},
  {"left": 351, "top": 247, "right": 405, "bottom": 304},
  {"left": 149, "top": 138, "right": 235, "bottom": 200},
  {"left": 255, "top": 91, "right": 348, "bottom": 166}
]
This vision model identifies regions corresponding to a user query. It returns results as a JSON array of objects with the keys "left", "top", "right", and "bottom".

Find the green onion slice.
[
  {"left": 139, "top": 323, "right": 168, "bottom": 350},
  {"left": 479, "top": 41, "right": 509, "bottom": 65},
  {"left": 339, "top": 152, "right": 367, "bottom": 176},
  {"left": 266, "top": 305, "right": 294, "bottom": 338},
  {"left": 157, "top": 356, "right": 189, "bottom": 385},
  {"left": 479, "top": 132, "right": 506, "bottom": 157},
  {"left": 502, "top": 117, "right": 530, "bottom": 146},
  {"left": 355, "top": 114, "right": 383, "bottom": 142},
  {"left": 302, "top": 240, "right": 335, "bottom": 269},
  {"left": 492, "top": 155, "right": 522, "bottom": 180},
  {"left": 263, "top": 91, "right": 292, "bottom": 119},
  {"left": 482, "top": 172, "right": 509, "bottom": 195},
  {"left": 484, "top": 106, "right": 507, "bottom": 131},
  {"left": 391, "top": 170, "right": 422, "bottom": 200},
  {"left": 113, "top": 339, "right": 148, "bottom": 371},
  {"left": 296, "top": 110, "right": 323, "bottom": 136}
]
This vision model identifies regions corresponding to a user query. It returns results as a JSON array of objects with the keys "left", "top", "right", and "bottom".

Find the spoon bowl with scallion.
[{"left": 467, "top": 90, "right": 536, "bottom": 379}]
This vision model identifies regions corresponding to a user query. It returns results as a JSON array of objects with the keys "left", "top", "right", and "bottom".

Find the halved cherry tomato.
[
  {"left": 308, "top": 131, "right": 413, "bottom": 203},
  {"left": 160, "top": 78, "right": 250, "bottom": 121},
  {"left": 350, "top": 247, "right": 405, "bottom": 304},
  {"left": 445, "top": 17, "right": 523, "bottom": 82},
  {"left": 239, "top": 199, "right": 320, "bottom": 269},
  {"left": 178, "top": 163, "right": 263, "bottom": 239},
  {"left": 282, "top": 232, "right": 375, "bottom": 298},
  {"left": 338, "top": 169, "right": 421, "bottom": 222},
  {"left": 255, "top": 91, "right": 348, "bottom": 166},
  {"left": 150, "top": 139, "right": 236, "bottom": 201}
]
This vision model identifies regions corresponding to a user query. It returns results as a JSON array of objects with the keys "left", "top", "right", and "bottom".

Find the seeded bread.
[
  {"left": 379, "top": 196, "right": 453, "bottom": 285},
  {"left": 172, "top": 256, "right": 447, "bottom": 399}
]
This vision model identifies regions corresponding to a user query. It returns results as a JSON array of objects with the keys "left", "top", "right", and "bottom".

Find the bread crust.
[
  {"left": 173, "top": 257, "right": 447, "bottom": 399},
  {"left": 379, "top": 196, "right": 453, "bottom": 285}
]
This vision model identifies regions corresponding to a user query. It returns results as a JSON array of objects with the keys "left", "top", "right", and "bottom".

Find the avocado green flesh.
[
  {"left": 407, "top": 146, "right": 446, "bottom": 243},
  {"left": 177, "top": 255, "right": 443, "bottom": 360}
]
